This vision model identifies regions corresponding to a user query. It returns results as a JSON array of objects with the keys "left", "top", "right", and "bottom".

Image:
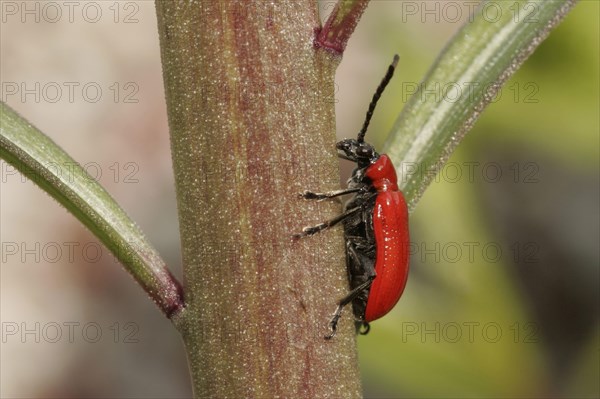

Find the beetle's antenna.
[{"left": 357, "top": 54, "right": 399, "bottom": 143}]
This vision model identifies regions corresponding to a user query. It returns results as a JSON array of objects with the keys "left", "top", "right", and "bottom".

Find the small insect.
[{"left": 294, "top": 55, "right": 409, "bottom": 339}]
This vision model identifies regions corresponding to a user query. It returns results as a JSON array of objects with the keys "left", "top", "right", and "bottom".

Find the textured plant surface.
[{"left": 154, "top": 1, "right": 362, "bottom": 396}]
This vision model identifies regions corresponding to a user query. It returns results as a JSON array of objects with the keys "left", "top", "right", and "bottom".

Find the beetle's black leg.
[
  {"left": 294, "top": 192, "right": 377, "bottom": 240},
  {"left": 325, "top": 277, "right": 375, "bottom": 339},
  {"left": 292, "top": 206, "right": 363, "bottom": 239},
  {"left": 298, "top": 187, "right": 362, "bottom": 201},
  {"left": 344, "top": 237, "right": 376, "bottom": 314}
]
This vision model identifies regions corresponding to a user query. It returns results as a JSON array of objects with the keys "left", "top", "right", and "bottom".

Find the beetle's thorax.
[{"left": 365, "top": 154, "right": 398, "bottom": 192}]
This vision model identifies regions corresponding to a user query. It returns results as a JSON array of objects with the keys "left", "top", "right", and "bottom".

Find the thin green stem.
[{"left": 0, "top": 102, "right": 184, "bottom": 318}]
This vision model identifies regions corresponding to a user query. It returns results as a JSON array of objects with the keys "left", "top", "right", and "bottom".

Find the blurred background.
[{"left": 1, "top": 1, "right": 598, "bottom": 398}]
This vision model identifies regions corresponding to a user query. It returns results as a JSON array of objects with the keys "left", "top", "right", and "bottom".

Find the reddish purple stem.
[{"left": 315, "top": 0, "right": 370, "bottom": 55}]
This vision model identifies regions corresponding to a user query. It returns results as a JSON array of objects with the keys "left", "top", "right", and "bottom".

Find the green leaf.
[
  {"left": 0, "top": 102, "right": 183, "bottom": 318},
  {"left": 385, "top": 0, "right": 578, "bottom": 211}
]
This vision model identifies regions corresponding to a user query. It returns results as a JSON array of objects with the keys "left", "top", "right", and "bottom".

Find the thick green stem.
[{"left": 155, "top": 1, "right": 361, "bottom": 397}]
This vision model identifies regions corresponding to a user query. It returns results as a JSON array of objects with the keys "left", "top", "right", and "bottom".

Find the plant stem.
[
  {"left": 316, "top": 0, "right": 370, "bottom": 54},
  {"left": 155, "top": 1, "right": 362, "bottom": 397}
]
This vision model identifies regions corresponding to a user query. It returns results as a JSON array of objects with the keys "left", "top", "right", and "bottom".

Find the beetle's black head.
[{"left": 336, "top": 138, "right": 379, "bottom": 167}]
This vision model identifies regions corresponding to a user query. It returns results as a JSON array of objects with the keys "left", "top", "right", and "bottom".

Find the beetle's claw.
[
  {"left": 291, "top": 231, "right": 307, "bottom": 241},
  {"left": 299, "top": 190, "right": 331, "bottom": 201},
  {"left": 325, "top": 322, "right": 337, "bottom": 340},
  {"left": 359, "top": 321, "right": 370, "bottom": 335},
  {"left": 292, "top": 226, "right": 315, "bottom": 241},
  {"left": 299, "top": 190, "right": 315, "bottom": 199},
  {"left": 325, "top": 305, "right": 343, "bottom": 340}
]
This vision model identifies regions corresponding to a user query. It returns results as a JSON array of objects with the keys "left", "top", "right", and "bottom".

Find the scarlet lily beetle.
[{"left": 294, "top": 55, "right": 409, "bottom": 339}]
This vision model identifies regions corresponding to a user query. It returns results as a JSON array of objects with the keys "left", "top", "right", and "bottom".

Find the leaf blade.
[
  {"left": 0, "top": 102, "right": 183, "bottom": 318},
  {"left": 385, "top": 0, "right": 578, "bottom": 210}
]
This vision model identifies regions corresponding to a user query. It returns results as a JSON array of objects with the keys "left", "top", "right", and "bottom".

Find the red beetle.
[{"left": 294, "top": 55, "right": 409, "bottom": 338}]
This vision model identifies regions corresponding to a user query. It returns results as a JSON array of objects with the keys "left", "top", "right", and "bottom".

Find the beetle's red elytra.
[
  {"left": 364, "top": 177, "right": 409, "bottom": 322},
  {"left": 294, "top": 55, "right": 410, "bottom": 339}
]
